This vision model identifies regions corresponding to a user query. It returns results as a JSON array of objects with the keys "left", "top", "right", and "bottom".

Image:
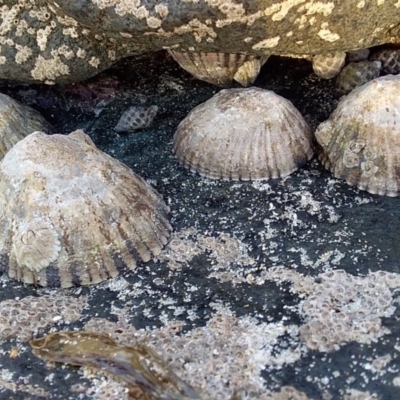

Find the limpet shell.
[
  {"left": 114, "top": 105, "right": 158, "bottom": 132},
  {"left": 0, "top": 93, "right": 52, "bottom": 160},
  {"left": 173, "top": 87, "right": 314, "bottom": 180},
  {"left": 0, "top": 130, "right": 172, "bottom": 287},
  {"left": 315, "top": 75, "right": 400, "bottom": 196},
  {"left": 168, "top": 51, "right": 268, "bottom": 87}
]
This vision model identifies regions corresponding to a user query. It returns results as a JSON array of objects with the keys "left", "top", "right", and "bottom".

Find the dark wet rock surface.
[{"left": 0, "top": 52, "right": 400, "bottom": 399}]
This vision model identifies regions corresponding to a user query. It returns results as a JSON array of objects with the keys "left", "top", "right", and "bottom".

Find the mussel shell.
[
  {"left": 315, "top": 75, "right": 400, "bottom": 196},
  {"left": 173, "top": 87, "right": 314, "bottom": 181},
  {"left": 0, "top": 130, "right": 172, "bottom": 287}
]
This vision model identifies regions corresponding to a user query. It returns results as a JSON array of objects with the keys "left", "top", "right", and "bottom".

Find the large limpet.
[
  {"left": 0, "top": 130, "right": 172, "bottom": 287},
  {"left": 173, "top": 87, "right": 314, "bottom": 180},
  {"left": 0, "top": 93, "right": 52, "bottom": 160},
  {"left": 315, "top": 75, "right": 400, "bottom": 197}
]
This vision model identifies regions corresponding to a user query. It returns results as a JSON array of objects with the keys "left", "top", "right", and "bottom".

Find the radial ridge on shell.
[
  {"left": 173, "top": 87, "right": 314, "bottom": 181},
  {"left": 0, "top": 130, "right": 172, "bottom": 287}
]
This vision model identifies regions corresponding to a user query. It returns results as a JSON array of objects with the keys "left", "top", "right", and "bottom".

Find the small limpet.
[
  {"left": 173, "top": 87, "right": 314, "bottom": 180},
  {"left": 0, "top": 93, "right": 52, "bottom": 160},
  {"left": 0, "top": 130, "right": 172, "bottom": 287},
  {"left": 114, "top": 105, "right": 158, "bottom": 132},
  {"left": 315, "top": 75, "right": 400, "bottom": 196}
]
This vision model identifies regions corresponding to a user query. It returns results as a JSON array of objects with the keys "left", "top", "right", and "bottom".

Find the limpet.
[
  {"left": 0, "top": 93, "right": 52, "bottom": 160},
  {"left": 370, "top": 47, "right": 400, "bottom": 75},
  {"left": 173, "top": 87, "right": 314, "bottom": 180},
  {"left": 0, "top": 130, "right": 172, "bottom": 287},
  {"left": 315, "top": 75, "right": 400, "bottom": 196},
  {"left": 168, "top": 51, "right": 268, "bottom": 87}
]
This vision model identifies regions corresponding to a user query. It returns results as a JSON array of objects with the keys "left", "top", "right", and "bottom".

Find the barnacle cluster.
[{"left": 0, "top": 294, "right": 87, "bottom": 341}]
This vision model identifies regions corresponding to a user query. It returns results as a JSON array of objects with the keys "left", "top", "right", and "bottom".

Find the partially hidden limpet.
[
  {"left": 315, "top": 75, "right": 400, "bottom": 197},
  {"left": 168, "top": 51, "right": 268, "bottom": 87},
  {"left": 173, "top": 87, "right": 314, "bottom": 181},
  {"left": 0, "top": 93, "right": 52, "bottom": 160},
  {"left": 0, "top": 130, "right": 172, "bottom": 287}
]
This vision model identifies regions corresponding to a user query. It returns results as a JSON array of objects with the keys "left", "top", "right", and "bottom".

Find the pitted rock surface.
[{"left": 1, "top": 0, "right": 400, "bottom": 83}]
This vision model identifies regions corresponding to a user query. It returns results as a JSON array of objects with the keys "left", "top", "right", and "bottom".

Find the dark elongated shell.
[
  {"left": 315, "top": 75, "right": 400, "bottom": 196},
  {"left": 168, "top": 51, "right": 268, "bottom": 87},
  {"left": 173, "top": 87, "right": 314, "bottom": 181},
  {"left": 114, "top": 105, "right": 158, "bottom": 132},
  {"left": 0, "top": 130, "right": 172, "bottom": 287},
  {"left": 0, "top": 93, "right": 52, "bottom": 160}
]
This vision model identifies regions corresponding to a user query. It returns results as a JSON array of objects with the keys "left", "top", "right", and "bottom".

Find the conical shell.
[
  {"left": 312, "top": 52, "right": 346, "bottom": 79},
  {"left": 0, "top": 130, "right": 172, "bottom": 287},
  {"left": 173, "top": 87, "right": 314, "bottom": 181},
  {"left": 168, "top": 51, "right": 268, "bottom": 87},
  {"left": 370, "top": 47, "right": 400, "bottom": 74},
  {"left": 336, "top": 61, "right": 382, "bottom": 95},
  {"left": 315, "top": 75, "right": 400, "bottom": 196},
  {"left": 114, "top": 105, "right": 158, "bottom": 132},
  {"left": 0, "top": 93, "right": 52, "bottom": 160}
]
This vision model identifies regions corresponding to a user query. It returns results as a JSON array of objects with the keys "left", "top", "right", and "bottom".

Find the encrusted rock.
[
  {"left": 316, "top": 75, "right": 400, "bottom": 196},
  {"left": 0, "top": 1, "right": 400, "bottom": 83},
  {"left": 0, "top": 130, "right": 172, "bottom": 287},
  {"left": 173, "top": 87, "right": 314, "bottom": 180}
]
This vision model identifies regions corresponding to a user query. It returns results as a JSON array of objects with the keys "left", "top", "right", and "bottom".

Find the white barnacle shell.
[
  {"left": 0, "top": 130, "right": 172, "bottom": 287},
  {"left": 315, "top": 75, "right": 400, "bottom": 197},
  {"left": 0, "top": 93, "right": 52, "bottom": 160},
  {"left": 173, "top": 87, "right": 314, "bottom": 181},
  {"left": 114, "top": 105, "right": 158, "bottom": 132}
]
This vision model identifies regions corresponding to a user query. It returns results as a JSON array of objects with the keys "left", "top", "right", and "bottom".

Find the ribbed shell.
[
  {"left": 168, "top": 51, "right": 268, "bottom": 87},
  {"left": 0, "top": 130, "right": 172, "bottom": 287},
  {"left": 173, "top": 87, "right": 314, "bottom": 181},
  {"left": 0, "top": 93, "right": 52, "bottom": 160},
  {"left": 315, "top": 75, "right": 400, "bottom": 197}
]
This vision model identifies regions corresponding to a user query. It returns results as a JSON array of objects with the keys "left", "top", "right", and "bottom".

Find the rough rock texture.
[{"left": 1, "top": 0, "right": 400, "bottom": 83}]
